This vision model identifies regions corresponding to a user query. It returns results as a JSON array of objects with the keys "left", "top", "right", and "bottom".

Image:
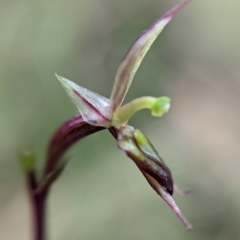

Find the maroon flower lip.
[{"left": 109, "top": 126, "right": 174, "bottom": 195}]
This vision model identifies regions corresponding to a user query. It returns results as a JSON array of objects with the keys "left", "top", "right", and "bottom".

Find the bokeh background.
[{"left": 1, "top": 0, "right": 240, "bottom": 239}]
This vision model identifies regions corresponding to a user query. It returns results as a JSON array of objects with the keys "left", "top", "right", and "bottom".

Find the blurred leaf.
[{"left": 19, "top": 148, "right": 36, "bottom": 172}]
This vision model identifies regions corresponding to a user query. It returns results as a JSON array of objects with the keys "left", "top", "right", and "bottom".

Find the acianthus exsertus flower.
[{"left": 56, "top": 0, "right": 192, "bottom": 229}]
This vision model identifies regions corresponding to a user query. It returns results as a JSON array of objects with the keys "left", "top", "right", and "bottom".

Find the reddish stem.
[
  {"left": 24, "top": 115, "right": 105, "bottom": 240},
  {"left": 26, "top": 171, "right": 47, "bottom": 240}
]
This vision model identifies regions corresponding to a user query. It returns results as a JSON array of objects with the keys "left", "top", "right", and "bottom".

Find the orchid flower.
[{"left": 55, "top": 0, "right": 192, "bottom": 229}]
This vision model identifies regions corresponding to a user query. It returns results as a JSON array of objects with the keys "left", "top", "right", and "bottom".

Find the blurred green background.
[{"left": 1, "top": 0, "right": 240, "bottom": 239}]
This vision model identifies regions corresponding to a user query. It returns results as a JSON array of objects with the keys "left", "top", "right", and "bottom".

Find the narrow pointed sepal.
[
  {"left": 143, "top": 173, "right": 192, "bottom": 230},
  {"left": 110, "top": 0, "right": 192, "bottom": 111},
  {"left": 56, "top": 74, "right": 112, "bottom": 127},
  {"left": 110, "top": 125, "right": 173, "bottom": 194},
  {"left": 109, "top": 126, "right": 192, "bottom": 229}
]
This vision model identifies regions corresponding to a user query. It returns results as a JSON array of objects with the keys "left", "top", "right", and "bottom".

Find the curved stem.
[
  {"left": 27, "top": 115, "right": 104, "bottom": 240},
  {"left": 44, "top": 115, "right": 104, "bottom": 177}
]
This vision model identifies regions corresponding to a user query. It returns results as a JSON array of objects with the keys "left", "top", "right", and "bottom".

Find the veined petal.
[
  {"left": 110, "top": 0, "right": 192, "bottom": 111},
  {"left": 56, "top": 74, "right": 112, "bottom": 127}
]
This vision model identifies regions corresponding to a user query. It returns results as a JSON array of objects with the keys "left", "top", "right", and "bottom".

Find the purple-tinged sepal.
[
  {"left": 56, "top": 74, "right": 113, "bottom": 127},
  {"left": 110, "top": 0, "right": 192, "bottom": 111},
  {"left": 109, "top": 126, "right": 192, "bottom": 229},
  {"left": 142, "top": 172, "right": 192, "bottom": 230}
]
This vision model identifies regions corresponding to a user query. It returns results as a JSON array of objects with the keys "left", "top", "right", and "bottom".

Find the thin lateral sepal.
[
  {"left": 142, "top": 172, "right": 192, "bottom": 230},
  {"left": 110, "top": 0, "right": 192, "bottom": 111}
]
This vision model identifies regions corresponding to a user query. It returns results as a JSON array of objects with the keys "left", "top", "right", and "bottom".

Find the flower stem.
[
  {"left": 26, "top": 170, "right": 48, "bottom": 240},
  {"left": 32, "top": 193, "right": 47, "bottom": 240}
]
